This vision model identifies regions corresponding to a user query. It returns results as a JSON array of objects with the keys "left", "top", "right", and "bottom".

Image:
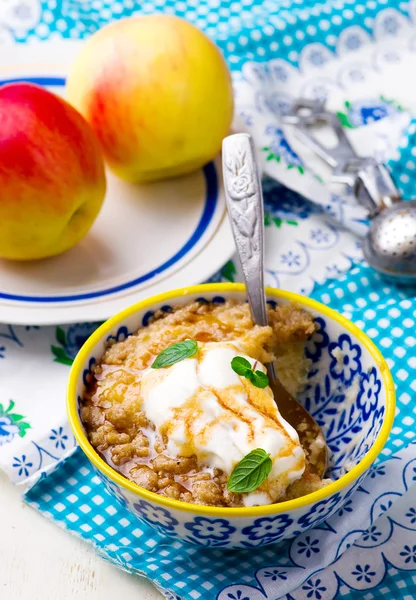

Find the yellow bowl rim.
[{"left": 67, "top": 283, "right": 396, "bottom": 517}]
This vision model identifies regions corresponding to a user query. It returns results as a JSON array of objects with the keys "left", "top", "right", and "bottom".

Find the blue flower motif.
[
  {"left": 239, "top": 111, "right": 253, "bottom": 126},
  {"left": 264, "top": 126, "right": 303, "bottom": 167},
  {"left": 369, "top": 464, "right": 386, "bottom": 479},
  {"left": 0, "top": 415, "right": 19, "bottom": 446},
  {"left": 348, "top": 99, "right": 398, "bottom": 127},
  {"left": 379, "top": 499, "right": 393, "bottom": 514},
  {"left": 337, "top": 499, "right": 353, "bottom": 518},
  {"left": 133, "top": 499, "right": 178, "bottom": 532},
  {"left": 227, "top": 591, "right": 250, "bottom": 600},
  {"left": 49, "top": 426, "right": 68, "bottom": 450},
  {"left": 383, "top": 15, "right": 399, "bottom": 34},
  {"left": 362, "top": 525, "right": 382, "bottom": 542},
  {"left": 65, "top": 323, "right": 100, "bottom": 359},
  {"left": 357, "top": 367, "right": 381, "bottom": 420},
  {"left": 383, "top": 51, "right": 400, "bottom": 62},
  {"left": 310, "top": 229, "right": 330, "bottom": 244},
  {"left": 12, "top": 454, "right": 33, "bottom": 478},
  {"left": 329, "top": 334, "right": 362, "bottom": 384},
  {"left": 263, "top": 568, "right": 288, "bottom": 581},
  {"left": 306, "top": 317, "right": 329, "bottom": 362},
  {"left": 400, "top": 544, "right": 416, "bottom": 564},
  {"left": 323, "top": 193, "right": 347, "bottom": 221},
  {"left": 242, "top": 514, "right": 293, "bottom": 542},
  {"left": 302, "top": 577, "right": 327, "bottom": 599},
  {"left": 185, "top": 517, "right": 235, "bottom": 541},
  {"left": 0, "top": 346, "right": 5, "bottom": 358},
  {"left": 265, "top": 95, "right": 294, "bottom": 118},
  {"left": 309, "top": 50, "right": 326, "bottom": 66},
  {"left": 352, "top": 564, "right": 376, "bottom": 583},
  {"left": 405, "top": 507, "right": 416, "bottom": 524},
  {"left": 311, "top": 85, "right": 329, "bottom": 102},
  {"left": 272, "top": 65, "right": 288, "bottom": 82},
  {"left": 345, "top": 34, "right": 362, "bottom": 50},
  {"left": 297, "top": 535, "right": 320, "bottom": 558},
  {"left": 281, "top": 251, "right": 301, "bottom": 267},
  {"left": 14, "top": 3, "right": 34, "bottom": 20},
  {"left": 298, "top": 494, "right": 342, "bottom": 529}
]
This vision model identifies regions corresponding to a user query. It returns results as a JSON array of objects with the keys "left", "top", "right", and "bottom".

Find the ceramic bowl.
[{"left": 67, "top": 284, "right": 395, "bottom": 549}]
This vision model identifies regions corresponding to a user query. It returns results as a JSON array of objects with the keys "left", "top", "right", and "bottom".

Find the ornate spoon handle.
[
  {"left": 222, "top": 133, "right": 268, "bottom": 328},
  {"left": 222, "top": 134, "right": 328, "bottom": 476}
]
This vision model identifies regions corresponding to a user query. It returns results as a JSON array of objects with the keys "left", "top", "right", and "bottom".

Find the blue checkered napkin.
[
  {"left": 24, "top": 442, "right": 416, "bottom": 600},
  {"left": 25, "top": 263, "right": 416, "bottom": 600}
]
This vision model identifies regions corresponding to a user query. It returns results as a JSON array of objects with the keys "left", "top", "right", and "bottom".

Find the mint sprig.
[
  {"left": 231, "top": 356, "right": 269, "bottom": 389},
  {"left": 151, "top": 340, "right": 198, "bottom": 369},
  {"left": 227, "top": 448, "right": 273, "bottom": 493}
]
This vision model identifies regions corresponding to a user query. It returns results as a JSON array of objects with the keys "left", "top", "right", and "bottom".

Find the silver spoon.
[
  {"left": 222, "top": 132, "right": 328, "bottom": 478},
  {"left": 284, "top": 99, "right": 416, "bottom": 284},
  {"left": 362, "top": 200, "right": 416, "bottom": 283}
]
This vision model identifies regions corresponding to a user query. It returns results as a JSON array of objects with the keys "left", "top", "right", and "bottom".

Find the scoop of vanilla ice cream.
[{"left": 140, "top": 341, "right": 305, "bottom": 505}]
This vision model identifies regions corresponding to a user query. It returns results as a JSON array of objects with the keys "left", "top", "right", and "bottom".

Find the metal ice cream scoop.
[
  {"left": 222, "top": 132, "right": 328, "bottom": 478},
  {"left": 284, "top": 99, "right": 416, "bottom": 284}
]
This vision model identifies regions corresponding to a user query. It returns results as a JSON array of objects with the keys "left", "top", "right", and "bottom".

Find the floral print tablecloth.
[{"left": 1, "top": 1, "right": 416, "bottom": 599}]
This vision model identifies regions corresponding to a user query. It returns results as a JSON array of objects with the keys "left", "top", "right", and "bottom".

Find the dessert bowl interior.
[{"left": 67, "top": 284, "right": 395, "bottom": 548}]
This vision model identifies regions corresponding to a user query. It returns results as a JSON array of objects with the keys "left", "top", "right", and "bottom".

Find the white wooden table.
[{"left": 0, "top": 471, "right": 162, "bottom": 600}]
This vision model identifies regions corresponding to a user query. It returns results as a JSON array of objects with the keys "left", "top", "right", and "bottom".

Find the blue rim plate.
[{"left": 0, "top": 47, "right": 234, "bottom": 325}]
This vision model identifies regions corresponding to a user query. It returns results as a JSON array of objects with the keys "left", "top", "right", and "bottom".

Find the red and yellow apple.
[
  {"left": 66, "top": 15, "right": 234, "bottom": 183},
  {"left": 0, "top": 83, "right": 106, "bottom": 260}
]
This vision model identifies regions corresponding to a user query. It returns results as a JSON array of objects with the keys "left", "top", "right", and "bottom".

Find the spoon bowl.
[{"left": 363, "top": 200, "right": 416, "bottom": 284}]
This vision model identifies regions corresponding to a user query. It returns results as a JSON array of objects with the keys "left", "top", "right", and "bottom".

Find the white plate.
[{"left": 0, "top": 42, "right": 234, "bottom": 325}]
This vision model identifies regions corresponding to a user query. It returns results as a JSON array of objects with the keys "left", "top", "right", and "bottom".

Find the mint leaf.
[
  {"left": 227, "top": 448, "right": 273, "bottom": 493},
  {"left": 251, "top": 370, "right": 269, "bottom": 389},
  {"left": 231, "top": 357, "right": 269, "bottom": 388},
  {"left": 152, "top": 340, "right": 198, "bottom": 369},
  {"left": 231, "top": 356, "right": 252, "bottom": 376}
]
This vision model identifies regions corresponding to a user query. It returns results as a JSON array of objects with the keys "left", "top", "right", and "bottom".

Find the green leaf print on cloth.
[
  {"left": 262, "top": 146, "right": 305, "bottom": 173},
  {"left": 51, "top": 323, "right": 101, "bottom": 366},
  {"left": 0, "top": 400, "right": 31, "bottom": 445},
  {"left": 220, "top": 260, "right": 237, "bottom": 282},
  {"left": 264, "top": 211, "right": 298, "bottom": 228},
  {"left": 337, "top": 96, "right": 404, "bottom": 129}
]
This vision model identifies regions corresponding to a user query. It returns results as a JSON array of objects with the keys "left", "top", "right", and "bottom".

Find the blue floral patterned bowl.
[{"left": 67, "top": 284, "right": 395, "bottom": 549}]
